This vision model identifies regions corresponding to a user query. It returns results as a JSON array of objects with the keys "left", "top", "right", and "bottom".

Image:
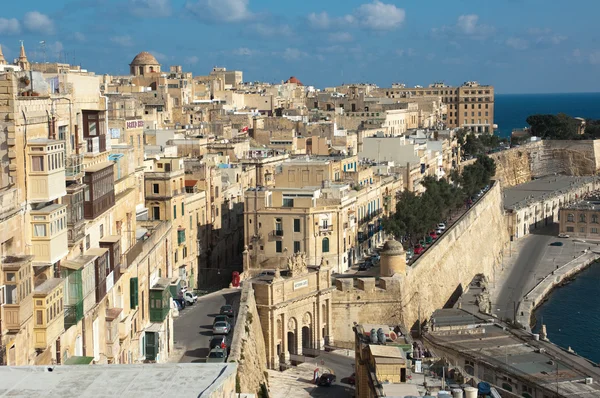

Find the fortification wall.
[
  {"left": 229, "top": 283, "right": 268, "bottom": 395},
  {"left": 332, "top": 182, "right": 509, "bottom": 344},
  {"left": 489, "top": 140, "right": 600, "bottom": 188}
]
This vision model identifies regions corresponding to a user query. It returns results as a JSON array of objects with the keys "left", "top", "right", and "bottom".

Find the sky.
[{"left": 0, "top": 0, "right": 599, "bottom": 94}]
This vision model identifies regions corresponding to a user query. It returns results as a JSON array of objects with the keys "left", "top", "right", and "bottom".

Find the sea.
[
  {"left": 495, "top": 92, "right": 600, "bottom": 363},
  {"left": 531, "top": 263, "right": 600, "bottom": 363},
  {"left": 494, "top": 92, "right": 600, "bottom": 138}
]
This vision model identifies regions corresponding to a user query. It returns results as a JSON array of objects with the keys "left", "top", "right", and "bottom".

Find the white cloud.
[
  {"left": 185, "top": 0, "right": 252, "bottom": 22},
  {"left": 232, "top": 47, "right": 254, "bottom": 56},
  {"left": 589, "top": 51, "right": 600, "bottom": 65},
  {"left": 111, "top": 35, "right": 134, "bottom": 47},
  {"left": 130, "top": 0, "right": 172, "bottom": 17},
  {"left": 506, "top": 37, "right": 528, "bottom": 50},
  {"left": 528, "top": 28, "right": 567, "bottom": 46},
  {"left": 282, "top": 48, "right": 307, "bottom": 61},
  {"left": 328, "top": 32, "right": 353, "bottom": 43},
  {"left": 74, "top": 32, "right": 86, "bottom": 42},
  {"left": 49, "top": 41, "right": 63, "bottom": 54},
  {"left": 433, "top": 14, "right": 494, "bottom": 40},
  {"left": 24, "top": 11, "right": 55, "bottom": 35},
  {"left": 0, "top": 18, "right": 20, "bottom": 35},
  {"left": 150, "top": 50, "right": 168, "bottom": 61},
  {"left": 185, "top": 55, "right": 199, "bottom": 64},
  {"left": 396, "top": 48, "right": 415, "bottom": 57},
  {"left": 251, "top": 23, "right": 292, "bottom": 38},
  {"left": 307, "top": 11, "right": 331, "bottom": 29},
  {"left": 355, "top": 0, "right": 405, "bottom": 30}
]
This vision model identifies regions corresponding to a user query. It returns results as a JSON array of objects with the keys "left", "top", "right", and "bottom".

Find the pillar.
[
  {"left": 281, "top": 313, "right": 290, "bottom": 365},
  {"left": 325, "top": 298, "right": 334, "bottom": 346}
]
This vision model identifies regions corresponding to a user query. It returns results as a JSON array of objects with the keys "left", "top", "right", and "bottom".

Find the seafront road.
[{"left": 492, "top": 225, "right": 593, "bottom": 323}]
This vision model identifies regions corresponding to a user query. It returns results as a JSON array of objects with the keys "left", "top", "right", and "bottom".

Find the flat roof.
[
  {"left": 33, "top": 278, "right": 64, "bottom": 295},
  {"left": 563, "top": 198, "right": 600, "bottom": 211},
  {"left": 62, "top": 255, "right": 97, "bottom": 270},
  {"left": 0, "top": 363, "right": 237, "bottom": 397},
  {"left": 85, "top": 161, "right": 114, "bottom": 173},
  {"left": 503, "top": 175, "right": 598, "bottom": 210}
]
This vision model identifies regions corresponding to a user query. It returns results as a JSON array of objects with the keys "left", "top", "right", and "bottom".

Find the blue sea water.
[
  {"left": 532, "top": 263, "right": 600, "bottom": 363},
  {"left": 494, "top": 92, "right": 600, "bottom": 138}
]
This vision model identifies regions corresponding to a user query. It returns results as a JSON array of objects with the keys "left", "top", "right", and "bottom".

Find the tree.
[{"left": 526, "top": 113, "right": 580, "bottom": 140}]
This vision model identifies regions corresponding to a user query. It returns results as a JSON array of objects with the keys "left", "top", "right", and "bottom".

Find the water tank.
[
  {"left": 452, "top": 389, "right": 463, "bottom": 398},
  {"left": 464, "top": 387, "right": 477, "bottom": 398},
  {"left": 370, "top": 329, "right": 378, "bottom": 344},
  {"left": 586, "top": 377, "right": 593, "bottom": 385},
  {"left": 533, "top": 333, "right": 540, "bottom": 341},
  {"left": 438, "top": 391, "right": 452, "bottom": 397},
  {"left": 377, "top": 328, "right": 386, "bottom": 344},
  {"left": 478, "top": 382, "right": 491, "bottom": 395}
]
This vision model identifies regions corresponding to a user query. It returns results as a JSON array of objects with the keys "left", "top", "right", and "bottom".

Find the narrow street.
[{"left": 170, "top": 288, "right": 240, "bottom": 363}]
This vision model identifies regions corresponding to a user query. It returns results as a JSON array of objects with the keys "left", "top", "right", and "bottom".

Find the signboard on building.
[
  {"left": 126, "top": 120, "right": 144, "bottom": 129},
  {"left": 293, "top": 279, "right": 309, "bottom": 290}
]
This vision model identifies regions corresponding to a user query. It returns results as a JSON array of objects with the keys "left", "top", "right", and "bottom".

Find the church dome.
[
  {"left": 285, "top": 76, "right": 303, "bottom": 86},
  {"left": 130, "top": 51, "right": 160, "bottom": 66}
]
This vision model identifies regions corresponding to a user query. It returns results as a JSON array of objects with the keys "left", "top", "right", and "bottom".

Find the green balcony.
[{"left": 149, "top": 278, "right": 170, "bottom": 323}]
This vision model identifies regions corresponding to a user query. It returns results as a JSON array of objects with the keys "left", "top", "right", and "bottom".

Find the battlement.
[{"left": 335, "top": 276, "right": 402, "bottom": 293}]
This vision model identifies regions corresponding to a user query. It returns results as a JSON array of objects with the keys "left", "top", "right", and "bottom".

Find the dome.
[
  {"left": 285, "top": 76, "right": 303, "bottom": 86},
  {"left": 130, "top": 51, "right": 160, "bottom": 66},
  {"left": 382, "top": 239, "right": 405, "bottom": 255}
]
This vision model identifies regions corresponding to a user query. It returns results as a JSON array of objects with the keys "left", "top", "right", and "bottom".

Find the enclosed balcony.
[
  {"left": 65, "top": 183, "right": 85, "bottom": 247},
  {"left": 32, "top": 278, "right": 65, "bottom": 350},
  {"left": 30, "top": 204, "right": 68, "bottom": 265},
  {"left": 149, "top": 278, "right": 171, "bottom": 323},
  {"left": 61, "top": 254, "right": 96, "bottom": 329},
  {"left": 83, "top": 162, "right": 115, "bottom": 220},
  {"left": 100, "top": 236, "right": 122, "bottom": 290},
  {"left": 65, "top": 153, "right": 84, "bottom": 180},
  {"left": 27, "top": 139, "right": 67, "bottom": 203},
  {"left": 1, "top": 255, "right": 34, "bottom": 332},
  {"left": 105, "top": 307, "right": 122, "bottom": 361},
  {"left": 87, "top": 248, "right": 109, "bottom": 304}
]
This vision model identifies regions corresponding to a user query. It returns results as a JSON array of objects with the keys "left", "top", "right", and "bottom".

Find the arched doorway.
[
  {"left": 302, "top": 326, "right": 311, "bottom": 354},
  {"left": 287, "top": 332, "right": 296, "bottom": 355}
]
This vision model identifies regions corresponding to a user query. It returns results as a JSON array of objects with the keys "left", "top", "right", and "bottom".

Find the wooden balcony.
[
  {"left": 27, "top": 139, "right": 67, "bottom": 203},
  {"left": 33, "top": 278, "right": 65, "bottom": 350},
  {"left": 30, "top": 204, "right": 69, "bottom": 264}
]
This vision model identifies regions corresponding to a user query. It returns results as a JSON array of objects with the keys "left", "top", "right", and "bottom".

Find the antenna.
[{"left": 39, "top": 40, "right": 46, "bottom": 63}]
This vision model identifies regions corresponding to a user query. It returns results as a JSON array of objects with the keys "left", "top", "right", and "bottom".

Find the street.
[
  {"left": 493, "top": 225, "right": 592, "bottom": 323},
  {"left": 171, "top": 288, "right": 240, "bottom": 363}
]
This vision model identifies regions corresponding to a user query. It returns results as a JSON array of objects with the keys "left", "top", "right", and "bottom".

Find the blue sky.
[{"left": 0, "top": 0, "right": 599, "bottom": 93}]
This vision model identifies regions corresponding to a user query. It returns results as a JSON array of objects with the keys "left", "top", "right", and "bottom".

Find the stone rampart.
[
  {"left": 488, "top": 140, "right": 600, "bottom": 188},
  {"left": 229, "top": 283, "right": 268, "bottom": 395},
  {"left": 332, "top": 181, "right": 509, "bottom": 344}
]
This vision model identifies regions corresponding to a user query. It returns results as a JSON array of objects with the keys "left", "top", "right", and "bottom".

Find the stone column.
[
  {"left": 315, "top": 301, "right": 324, "bottom": 350},
  {"left": 281, "top": 313, "right": 290, "bottom": 365},
  {"left": 326, "top": 298, "right": 334, "bottom": 346},
  {"left": 296, "top": 324, "right": 302, "bottom": 356}
]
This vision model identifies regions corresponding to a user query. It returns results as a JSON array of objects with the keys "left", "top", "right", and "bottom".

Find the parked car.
[
  {"left": 174, "top": 298, "right": 186, "bottom": 310},
  {"left": 414, "top": 244, "right": 425, "bottom": 255},
  {"left": 424, "top": 236, "right": 433, "bottom": 244},
  {"left": 209, "top": 335, "right": 227, "bottom": 350},
  {"left": 429, "top": 231, "right": 438, "bottom": 240},
  {"left": 406, "top": 248, "right": 414, "bottom": 257},
  {"left": 206, "top": 347, "right": 227, "bottom": 363},
  {"left": 358, "top": 262, "right": 369, "bottom": 271},
  {"left": 558, "top": 233, "right": 570, "bottom": 238},
  {"left": 213, "top": 315, "right": 229, "bottom": 326},
  {"left": 371, "top": 253, "right": 381, "bottom": 264},
  {"left": 184, "top": 291, "right": 198, "bottom": 305},
  {"left": 220, "top": 305, "right": 234, "bottom": 317},
  {"left": 436, "top": 228, "right": 444, "bottom": 235},
  {"left": 437, "top": 223, "right": 446, "bottom": 230},
  {"left": 347, "top": 373, "right": 356, "bottom": 385},
  {"left": 213, "top": 321, "right": 231, "bottom": 335},
  {"left": 317, "top": 373, "right": 336, "bottom": 386},
  {"left": 550, "top": 241, "right": 564, "bottom": 247}
]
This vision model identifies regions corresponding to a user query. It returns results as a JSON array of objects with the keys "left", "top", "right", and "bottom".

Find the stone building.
[
  {"left": 252, "top": 253, "right": 335, "bottom": 369},
  {"left": 129, "top": 52, "right": 161, "bottom": 77},
  {"left": 559, "top": 197, "right": 600, "bottom": 240}
]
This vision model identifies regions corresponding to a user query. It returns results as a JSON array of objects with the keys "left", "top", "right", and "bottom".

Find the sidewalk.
[{"left": 516, "top": 249, "right": 600, "bottom": 331}]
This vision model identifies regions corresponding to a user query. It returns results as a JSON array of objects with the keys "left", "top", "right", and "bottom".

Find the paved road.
[
  {"left": 494, "top": 225, "right": 590, "bottom": 323},
  {"left": 172, "top": 288, "right": 240, "bottom": 363}
]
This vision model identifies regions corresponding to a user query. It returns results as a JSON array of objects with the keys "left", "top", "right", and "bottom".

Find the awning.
[
  {"left": 145, "top": 323, "right": 163, "bottom": 333},
  {"left": 64, "top": 356, "right": 94, "bottom": 365}
]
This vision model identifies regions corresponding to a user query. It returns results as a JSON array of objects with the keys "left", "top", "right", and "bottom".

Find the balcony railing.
[
  {"left": 68, "top": 221, "right": 85, "bottom": 247},
  {"left": 85, "top": 137, "right": 99, "bottom": 155},
  {"left": 64, "top": 301, "right": 84, "bottom": 328}
]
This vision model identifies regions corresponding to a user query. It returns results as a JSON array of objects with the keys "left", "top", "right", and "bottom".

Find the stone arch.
[
  {"left": 287, "top": 317, "right": 298, "bottom": 355},
  {"left": 301, "top": 312, "right": 313, "bottom": 353}
]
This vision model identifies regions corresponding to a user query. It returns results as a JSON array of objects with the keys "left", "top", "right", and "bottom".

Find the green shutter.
[
  {"left": 173, "top": 205, "right": 177, "bottom": 219},
  {"left": 145, "top": 331, "right": 158, "bottom": 361},
  {"left": 130, "top": 277, "right": 138, "bottom": 309},
  {"left": 181, "top": 203, "right": 185, "bottom": 216}
]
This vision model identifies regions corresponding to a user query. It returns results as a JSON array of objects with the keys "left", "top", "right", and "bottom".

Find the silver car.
[{"left": 213, "top": 321, "right": 231, "bottom": 335}]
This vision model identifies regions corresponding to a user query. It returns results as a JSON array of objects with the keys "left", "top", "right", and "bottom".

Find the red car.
[
  {"left": 347, "top": 373, "right": 356, "bottom": 385},
  {"left": 429, "top": 231, "right": 438, "bottom": 239},
  {"left": 414, "top": 244, "right": 425, "bottom": 255}
]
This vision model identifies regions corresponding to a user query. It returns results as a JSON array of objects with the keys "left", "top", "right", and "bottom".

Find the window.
[
  {"left": 322, "top": 237, "right": 330, "bottom": 253},
  {"left": 592, "top": 228, "right": 598, "bottom": 234},
  {"left": 33, "top": 224, "right": 47, "bottom": 237},
  {"left": 592, "top": 214, "right": 598, "bottom": 223},
  {"left": 275, "top": 241, "right": 282, "bottom": 253},
  {"left": 36, "top": 310, "right": 43, "bottom": 325},
  {"left": 153, "top": 207, "right": 160, "bottom": 220},
  {"left": 567, "top": 213, "right": 574, "bottom": 222},
  {"left": 294, "top": 241, "right": 301, "bottom": 253},
  {"left": 181, "top": 203, "right": 185, "bottom": 216},
  {"left": 153, "top": 184, "right": 159, "bottom": 194},
  {"left": 99, "top": 224, "right": 104, "bottom": 238},
  {"left": 183, "top": 246, "right": 188, "bottom": 257},
  {"left": 174, "top": 250, "right": 178, "bottom": 263},
  {"left": 294, "top": 219, "right": 301, "bottom": 232},
  {"left": 58, "top": 125, "right": 67, "bottom": 141},
  {"left": 580, "top": 227, "right": 585, "bottom": 233},
  {"left": 579, "top": 214, "right": 586, "bottom": 223},
  {"left": 567, "top": 226, "right": 574, "bottom": 232},
  {"left": 283, "top": 198, "right": 294, "bottom": 208},
  {"left": 31, "top": 156, "right": 44, "bottom": 171},
  {"left": 86, "top": 234, "right": 90, "bottom": 249},
  {"left": 173, "top": 205, "right": 177, "bottom": 219}
]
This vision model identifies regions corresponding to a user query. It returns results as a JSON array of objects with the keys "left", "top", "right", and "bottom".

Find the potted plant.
[
  {"left": 19, "top": 76, "right": 30, "bottom": 86},
  {"left": 31, "top": 91, "right": 40, "bottom": 97}
]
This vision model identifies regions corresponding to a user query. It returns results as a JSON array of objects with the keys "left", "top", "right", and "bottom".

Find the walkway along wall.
[
  {"left": 332, "top": 181, "right": 509, "bottom": 344},
  {"left": 229, "top": 283, "right": 268, "bottom": 395}
]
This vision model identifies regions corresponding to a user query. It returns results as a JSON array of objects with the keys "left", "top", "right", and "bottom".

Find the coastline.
[{"left": 516, "top": 250, "right": 600, "bottom": 333}]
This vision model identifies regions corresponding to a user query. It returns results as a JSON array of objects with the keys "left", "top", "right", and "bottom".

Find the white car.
[
  {"left": 184, "top": 291, "right": 198, "bottom": 305},
  {"left": 558, "top": 233, "right": 570, "bottom": 238},
  {"left": 437, "top": 223, "right": 446, "bottom": 230}
]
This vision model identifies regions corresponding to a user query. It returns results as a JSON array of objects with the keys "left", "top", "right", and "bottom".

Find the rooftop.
[
  {"left": 562, "top": 197, "right": 600, "bottom": 211},
  {"left": 0, "top": 363, "right": 236, "bottom": 398},
  {"left": 130, "top": 51, "right": 160, "bottom": 66},
  {"left": 503, "top": 175, "right": 598, "bottom": 210}
]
